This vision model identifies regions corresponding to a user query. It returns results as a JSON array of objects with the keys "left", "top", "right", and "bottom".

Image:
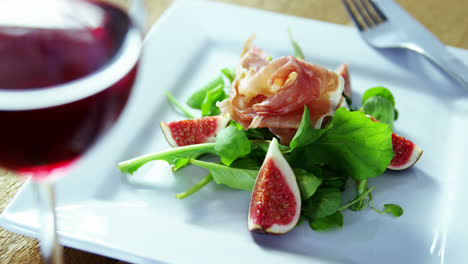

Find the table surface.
[{"left": 1, "top": 0, "right": 467, "bottom": 263}]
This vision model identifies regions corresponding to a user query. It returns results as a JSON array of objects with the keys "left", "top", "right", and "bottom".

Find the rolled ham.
[{"left": 219, "top": 36, "right": 347, "bottom": 144}]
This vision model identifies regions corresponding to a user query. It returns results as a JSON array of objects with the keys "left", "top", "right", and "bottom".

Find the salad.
[{"left": 118, "top": 31, "right": 422, "bottom": 234}]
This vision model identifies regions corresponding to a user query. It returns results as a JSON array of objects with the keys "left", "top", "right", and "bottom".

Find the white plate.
[{"left": 2, "top": 0, "right": 468, "bottom": 263}]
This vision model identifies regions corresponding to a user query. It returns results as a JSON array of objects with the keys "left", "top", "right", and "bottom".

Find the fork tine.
[
  {"left": 350, "top": 0, "right": 374, "bottom": 28},
  {"left": 367, "top": 0, "right": 388, "bottom": 22},
  {"left": 358, "top": 0, "right": 380, "bottom": 25},
  {"left": 342, "top": 0, "right": 364, "bottom": 31}
]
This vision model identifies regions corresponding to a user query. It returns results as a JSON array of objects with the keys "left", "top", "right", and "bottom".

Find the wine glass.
[{"left": 0, "top": 0, "right": 144, "bottom": 262}]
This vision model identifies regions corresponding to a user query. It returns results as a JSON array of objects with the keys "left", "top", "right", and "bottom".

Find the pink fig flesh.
[
  {"left": 388, "top": 133, "right": 423, "bottom": 170},
  {"left": 248, "top": 138, "right": 301, "bottom": 234},
  {"left": 160, "top": 115, "right": 230, "bottom": 147},
  {"left": 366, "top": 114, "right": 422, "bottom": 170}
]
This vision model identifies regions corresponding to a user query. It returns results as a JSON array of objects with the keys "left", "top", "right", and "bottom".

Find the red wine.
[{"left": 0, "top": 0, "right": 141, "bottom": 180}]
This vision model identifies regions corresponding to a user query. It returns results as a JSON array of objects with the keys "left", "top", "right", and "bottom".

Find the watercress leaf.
[
  {"left": 201, "top": 84, "right": 228, "bottom": 117},
  {"left": 294, "top": 169, "right": 322, "bottom": 200},
  {"left": 215, "top": 126, "right": 251, "bottom": 166},
  {"left": 289, "top": 106, "right": 330, "bottom": 150},
  {"left": 118, "top": 143, "right": 217, "bottom": 175},
  {"left": 290, "top": 108, "right": 394, "bottom": 180},
  {"left": 186, "top": 76, "right": 224, "bottom": 109},
  {"left": 288, "top": 28, "right": 304, "bottom": 60},
  {"left": 190, "top": 159, "right": 257, "bottom": 191},
  {"left": 309, "top": 211, "right": 343, "bottom": 231},
  {"left": 362, "top": 95, "right": 394, "bottom": 129},
  {"left": 383, "top": 204, "right": 404, "bottom": 217},
  {"left": 302, "top": 188, "right": 342, "bottom": 219},
  {"left": 362, "top": 86, "right": 395, "bottom": 107}
]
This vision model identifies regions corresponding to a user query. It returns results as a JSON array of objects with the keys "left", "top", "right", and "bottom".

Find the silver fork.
[{"left": 342, "top": 0, "right": 468, "bottom": 91}]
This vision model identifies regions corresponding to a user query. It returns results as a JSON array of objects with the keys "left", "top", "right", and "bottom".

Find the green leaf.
[
  {"left": 189, "top": 159, "right": 258, "bottom": 191},
  {"left": 384, "top": 204, "right": 404, "bottom": 217},
  {"left": 230, "top": 157, "right": 262, "bottom": 170},
  {"left": 201, "top": 84, "right": 227, "bottom": 117},
  {"left": 289, "top": 106, "right": 329, "bottom": 150},
  {"left": 372, "top": 204, "right": 404, "bottom": 217},
  {"left": 215, "top": 126, "right": 251, "bottom": 166},
  {"left": 362, "top": 87, "right": 395, "bottom": 107},
  {"left": 186, "top": 76, "right": 225, "bottom": 109},
  {"left": 302, "top": 188, "right": 342, "bottom": 219},
  {"left": 309, "top": 211, "right": 344, "bottom": 231},
  {"left": 221, "top": 68, "right": 236, "bottom": 83},
  {"left": 361, "top": 87, "right": 398, "bottom": 121},
  {"left": 288, "top": 108, "right": 394, "bottom": 180},
  {"left": 245, "top": 127, "right": 276, "bottom": 140},
  {"left": 362, "top": 96, "right": 394, "bottom": 129},
  {"left": 118, "top": 143, "right": 217, "bottom": 175},
  {"left": 294, "top": 169, "right": 322, "bottom": 200},
  {"left": 288, "top": 28, "right": 304, "bottom": 60}
]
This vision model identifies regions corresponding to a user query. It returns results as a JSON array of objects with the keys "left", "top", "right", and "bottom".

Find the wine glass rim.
[{"left": 0, "top": 27, "right": 142, "bottom": 111}]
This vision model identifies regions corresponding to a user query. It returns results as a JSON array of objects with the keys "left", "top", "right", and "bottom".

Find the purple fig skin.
[
  {"left": 160, "top": 115, "right": 230, "bottom": 147},
  {"left": 248, "top": 138, "right": 301, "bottom": 235}
]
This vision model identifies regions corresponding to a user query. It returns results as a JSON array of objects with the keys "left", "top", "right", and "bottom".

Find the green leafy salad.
[{"left": 119, "top": 33, "right": 418, "bottom": 232}]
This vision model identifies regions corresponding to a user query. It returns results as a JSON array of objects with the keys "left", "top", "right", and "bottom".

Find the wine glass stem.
[{"left": 35, "top": 181, "right": 64, "bottom": 264}]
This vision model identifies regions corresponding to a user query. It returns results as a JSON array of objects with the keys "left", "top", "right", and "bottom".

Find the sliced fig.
[
  {"left": 160, "top": 115, "right": 230, "bottom": 147},
  {"left": 248, "top": 138, "right": 301, "bottom": 234},
  {"left": 388, "top": 133, "right": 423, "bottom": 170},
  {"left": 366, "top": 114, "right": 423, "bottom": 170}
]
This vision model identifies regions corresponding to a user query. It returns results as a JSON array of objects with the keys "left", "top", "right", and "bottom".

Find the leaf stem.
[
  {"left": 165, "top": 90, "right": 196, "bottom": 119},
  {"left": 175, "top": 173, "right": 213, "bottom": 199},
  {"left": 118, "top": 143, "right": 217, "bottom": 174},
  {"left": 338, "top": 186, "right": 375, "bottom": 211}
]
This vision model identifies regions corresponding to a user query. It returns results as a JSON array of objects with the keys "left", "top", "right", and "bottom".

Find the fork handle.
[{"left": 416, "top": 46, "right": 468, "bottom": 91}]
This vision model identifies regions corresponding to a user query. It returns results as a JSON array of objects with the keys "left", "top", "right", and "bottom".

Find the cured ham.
[
  {"left": 219, "top": 36, "right": 347, "bottom": 144},
  {"left": 337, "top": 63, "right": 351, "bottom": 99}
]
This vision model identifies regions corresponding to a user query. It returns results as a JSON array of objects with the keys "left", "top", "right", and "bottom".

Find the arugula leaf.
[
  {"left": 372, "top": 204, "right": 404, "bottom": 217},
  {"left": 362, "top": 96, "right": 394, "bottom": 129},
  {"left": 287, "top": 108, "right": 394, "bottom": 180},
  {"left": 186, "top": 76, "right": 224, "bottom": 109},
  {"left": 294, "top": 169, "right": 322, "bottom": 200},
  {"left": 288, "top": 29, "right": 304, "bottom": 60},
  {"left": 189, "top": 159, "right": 257, "bottom": 191},
  {"left": 215, "top": 126, "right": 251, "bottom": 166},
  {"left": 201, "top": 84, "right": 227, "bottom": 116},
  {"left": 289, "top": 106, "right": 329, "bottom": 150},
  {"left": 302, "top": 188, "right": 342, "bottom": 219},
  {"left": 309, "top": 211, "right": 344, "bottom": 231},
  {"left": 118, "top": 143, "right": 217, "bottom": 175}
]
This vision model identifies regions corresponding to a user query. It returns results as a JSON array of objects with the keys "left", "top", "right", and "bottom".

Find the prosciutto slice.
[{"left": 219, "top": 36, "right": 346, "bottom": 144}]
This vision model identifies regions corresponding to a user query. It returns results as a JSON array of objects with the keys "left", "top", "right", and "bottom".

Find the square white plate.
[{"left": 2, "top": 0, "right": 468, "bottom": 263}]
